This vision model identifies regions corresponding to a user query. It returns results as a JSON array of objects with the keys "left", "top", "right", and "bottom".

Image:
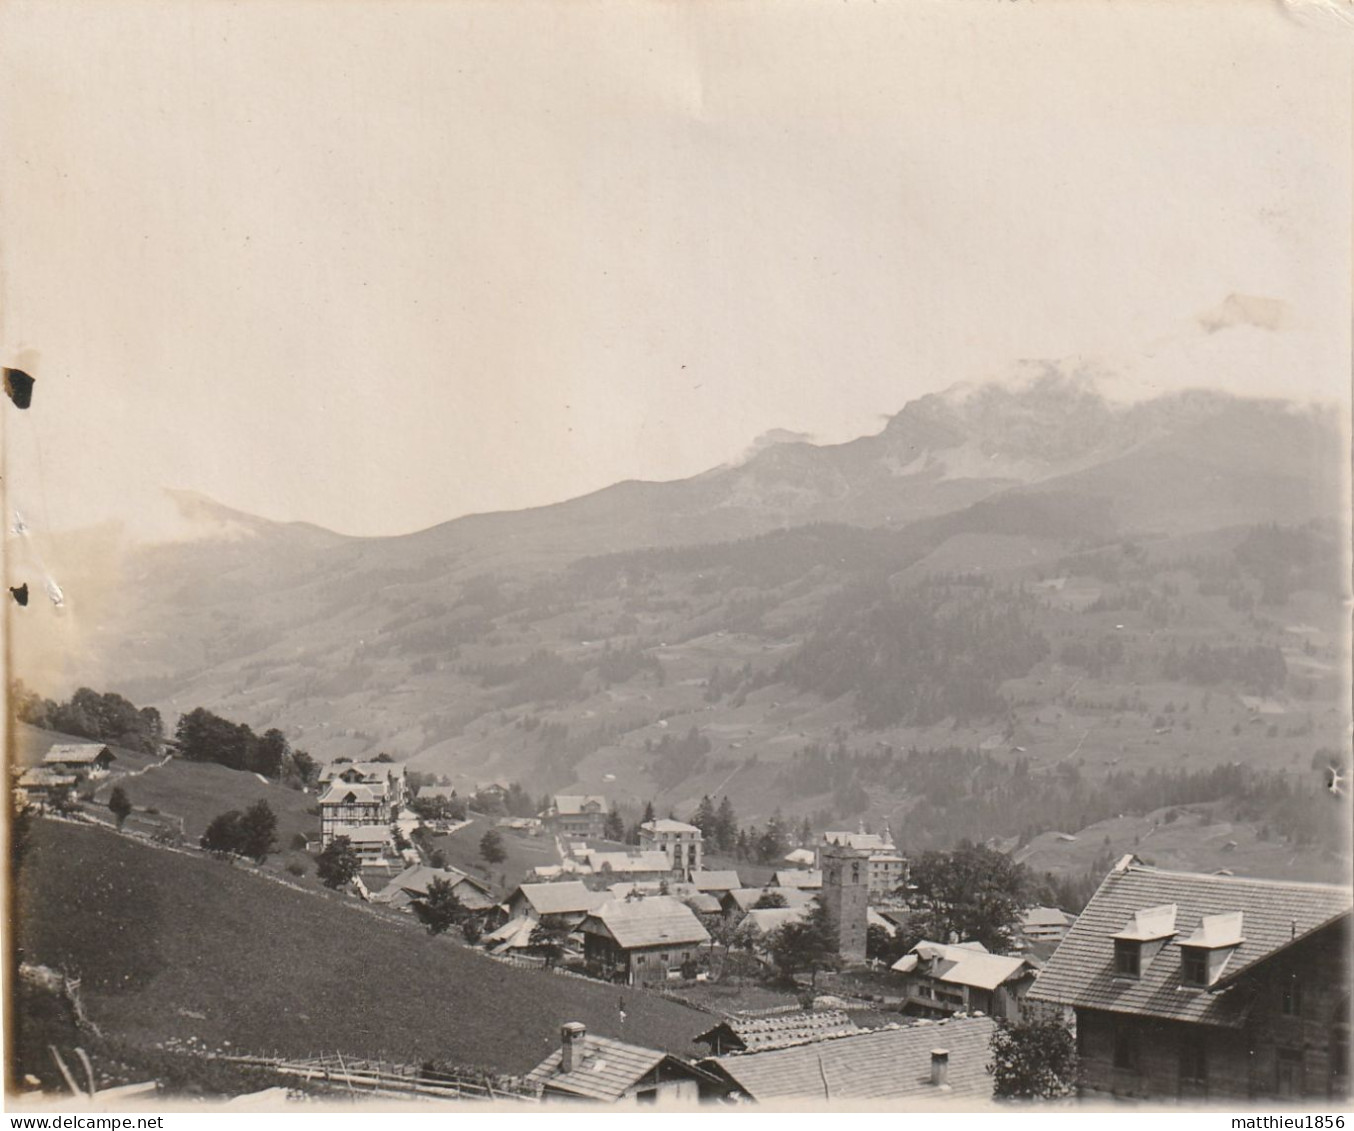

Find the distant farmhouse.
[
  {"left": 371, "top": 864, "right": 495, "bottom": 913},
  {"left": 15, "top": 767, "right": 78, "bottom": 808},
  {"left": 542, "top": 795, "right": 607, "bottom": 841},
  {"left": 1029, "top": 857, "right": 1352, "bottom": 1103},
  {"left": 694, "top": 1011, "right": 859, "bottom": 1057},
  {"left": 42, "top": 743, "right": 115, "bottom": 780}
]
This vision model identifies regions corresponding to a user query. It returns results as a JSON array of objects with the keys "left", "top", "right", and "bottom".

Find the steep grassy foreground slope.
[{"left": 15, "top": 820, "right": 710, "bottom": 1074}]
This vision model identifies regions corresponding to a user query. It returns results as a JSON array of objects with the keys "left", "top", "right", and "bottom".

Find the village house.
[
  {"left": 817, "top": 828, "right": 906, "bottom": 900},
  {"left": 15, "top": 767, "right": 78, "bottom": 808},
  {"left": 371, "top": 864, "right": 496, "bottom": 913},
  {"left": 579, "top": 895, "right": 710, "bottom": 985},
  {"left": 770, "top": 869, "right": 822, "bottom": 890},
  {"left": 733, "top": 906, "right": 811, "bottom": 949},
  {"left": 541, "top": 795, "right": 608, "bottom": 841},
  {"left": 638, "top": 818, "right": 703, "bottom": 880},
  {"left": 1020, "top": 906, "right": 1076, "bottom": 946},
  {"left": 1027, "top": 857, "right": 1353, "bottom": 1103},
  {"left": 41, "top": 744, "right": 115, "bottom": 781},
  {"left": 694, "top": 1011, "right": 860, "bottom": 1056},
  {"left": 573, "top": 848, "right": 674, "bottom": 882},
  {"left": 337, "top": 825, "right": 396, "bottom": 865},
  {"left": 526, "top": 1023, "right": 717, "bottom": 1104},
  {"left": 690, "top": 869, "right": 742, "bottom": 895},
  {"left": 891, "top": 940, "right": 1037, "bottom": 1023},
  {"left": 506, "top": 881, "right": 609, "bottom": 928},
  {"left": 318, "top": 781, "right": 388, "bottom": 846},
  {"left": 699, "top": 1015, "right": 997, "bottom": 1103},
  {"left": 720, "top": 886, "right": 816, "bottom": 925}
]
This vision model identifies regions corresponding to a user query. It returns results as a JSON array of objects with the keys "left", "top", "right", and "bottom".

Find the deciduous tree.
[
  {"left": 988, "top": 1019, "right": 1078, "bottom": 1099},
  {"left": 317, "top": 836, "right": 361, "bottom": 889}
]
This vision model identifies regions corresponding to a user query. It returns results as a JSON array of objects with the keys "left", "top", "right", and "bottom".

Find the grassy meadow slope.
[{"left": 16, "top": 820, "right": 712, "bottom": 1074}]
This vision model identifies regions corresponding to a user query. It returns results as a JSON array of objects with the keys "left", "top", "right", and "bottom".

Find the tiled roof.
[
  {"left": 320, "top": 761, "right": 402, "bottom": 782},
  {"left": 334, "top": 825, "right": 393, "bottom": 844},
  {"left": 585, "top": 850, "right": 673, "bottom": 874},
  {"left": 526, "top": 1033, "right": 685, "bottom": 1102},
  {"left": 515, "top": 881, "right": 608, "bottom": 917},
  {"left": 17, "top": 767, "right": 78, "bottom": 786},
  {"left": 641, "top": 818, "right": 700, "bottom": 834},
  {"left": 1028, "top": 861, "right": 1353, "bottom": 1027},
  {"left": 43, "top": 744, "right": 112, "bottom": 765},
  {"left": 724, "top": 887, "right": 816, "bottom": 913},
  {"left": 772, "top": 870, "right": 823, "bottom": 889},
  {"left": 893, "top": 942, "right": 1030, "bottom": 992},
  {"left": 740, "top": 907, "right": 809, "bottom": 936},
  {"left": 702, "top": 1016, "right": 996, "bottom": 1102},
  {"left": 684, "top": 893, "right": 722, "bottom": 915},
  {"left": 553, "top": 795, "right": 607, "bottom": 815},
  {"left": 822, "top": 831, "right": 893, "bottom": 852},
  {"left": 690, "top": 870, "right": 741, "bottom": 892},
  {"left": 1021, "top": 906, "right": 1074, "bottom": 929},
  {"left": 582, "top": 895, "right": 710, "bottom": 950},
  {"left": 319, "top": 782, "right": 382, "bottom": 805},
  {"left": 695, "top": 1011, "right": 859, "bottom": 1053}
]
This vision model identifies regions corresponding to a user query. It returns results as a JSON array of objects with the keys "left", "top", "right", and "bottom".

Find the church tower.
[{"left": 820, "top": 838, "right": 869, "bottom": 962}]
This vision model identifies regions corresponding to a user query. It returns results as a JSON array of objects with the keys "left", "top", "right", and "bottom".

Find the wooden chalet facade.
[
  {"left": 1029, "top": 858, "right": 1352, "bottom": 1103},
  {"left": 580, "top": 896, "right": 710, "bottom": 985}
]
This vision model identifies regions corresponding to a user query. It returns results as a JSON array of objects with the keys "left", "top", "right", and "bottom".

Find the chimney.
[
  {"left": 930, "top": 1048, "right": 950, "bottom": 1089},
  {"left": 561, "top": 1022, "right": 586, "bottom": 1073}
]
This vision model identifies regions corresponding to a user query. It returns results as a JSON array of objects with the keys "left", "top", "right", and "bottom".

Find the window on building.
[
  {"left": 1114, "top": 941, "right": 1141, "bottom": 979},
  {"left": 1179, "top": 1039, "right": 1207, "bottom": 1084},
  {"left": 1181, "top": 948, "right": 1208, "bottom": 987},
  {"left": 1113, "top": 1031, "right": 1140, "bottom": 1073},
  {"left": 1281, "top": 976, "right": 1304, "bottom": 1017}
]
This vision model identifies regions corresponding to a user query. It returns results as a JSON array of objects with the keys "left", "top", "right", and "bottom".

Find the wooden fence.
[{"left": 214, "top": 1053, "right": 539, "bottom": 1103}]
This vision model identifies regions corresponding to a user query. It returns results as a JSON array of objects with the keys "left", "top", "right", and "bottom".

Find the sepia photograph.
[{"left": 1, "top": 0, "right": 1350, "bottom": 1117}]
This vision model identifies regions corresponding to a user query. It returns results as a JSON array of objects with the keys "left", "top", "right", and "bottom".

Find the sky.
[{"left": 1, "top": 0, "right": 1349, "bottom": 542}]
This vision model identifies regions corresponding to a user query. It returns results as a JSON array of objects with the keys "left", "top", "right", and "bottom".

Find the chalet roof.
[
  {"left": 513, "top": 881, "right": 608, "bottom": 917},
  {"left": 333, "top": 825, "right": 394, "bottom": 844},
  {"left": 684, "top": 893, "right": 722, "bottom": 915},
  {"left": 319, "top": 782, "right": 383, "bottom": 805},
  {"left": 702, "top": 1016, "right": 996, "bottom": 1102},
  {"left": 893, "top": 942, "right": 1030, "bottom": 992},
  {"left": 822, "top": 830, "right": 893, "bottom": 852},
  {"left": 42, "top": 744, "right": 113, "bottom": 766},
  {"left": 585, "top": 850, "right": 673, "bottom": 874},
  {"left": 483, "top": 916, "right": 538, "bottom": 954},
  {"left": 320, "top": 761, "right": 403, "bottom": 782},
  {"left": 581, "top": 895, "right": 710, "bottom": 950},
  {"left": 771, "top": 870, "right": 822, "bottom": 889},
  {"left": 724, "top": 887, "right": 816, "bottom": 913},
  {"left": 695, "top": 1010, "right": 859, "bottom": 1053},
  {"left": 552, "top": 795, "right": 606, "bottom": 815},
  {"left": 1021, "top": 906, "right": 1074, "bottom": 929},
  {"left": 740, "top": 907, "right": 809, "bottom": 936},
  {"left": 1028, "top": 862, "right": 1353, "bottom": 1028},
  {"left": 525, "top": 1034, "right": 670, "bottom": 1102},
  {"left": 17, "top": 767, "right": 78, "bottom": 787},
  {"left": 690, "top": 870, "right": 741, "bottom": 893},
  {"left": 782, "top": 848, "right": 817, "bottom": 866},
  {"left": 372, "top": 864, "right": 489, "bottom": 903},
  {"left": 416, "top": 785, "right": 459, "bottom": 800},
  {"left": 641, "top": 818, "right": 700, "bottom": 834}
]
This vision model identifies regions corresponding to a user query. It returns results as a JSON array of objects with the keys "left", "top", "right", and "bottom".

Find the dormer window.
[
  {"left": 1112, "top": 903, "right": 1178, "bottom": 980},
  {"left": 1176, "top": 912, "right": 1244, "bottom": 989}
]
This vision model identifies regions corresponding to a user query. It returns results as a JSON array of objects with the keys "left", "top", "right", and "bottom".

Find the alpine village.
[{"left": 10, "top": 383, "right": 1352, "bottom": 1109}]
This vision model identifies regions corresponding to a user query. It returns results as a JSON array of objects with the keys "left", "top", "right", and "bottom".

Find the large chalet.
[{"left": 1028, "top": 857, "right": 1352, "bottom": 1103}]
